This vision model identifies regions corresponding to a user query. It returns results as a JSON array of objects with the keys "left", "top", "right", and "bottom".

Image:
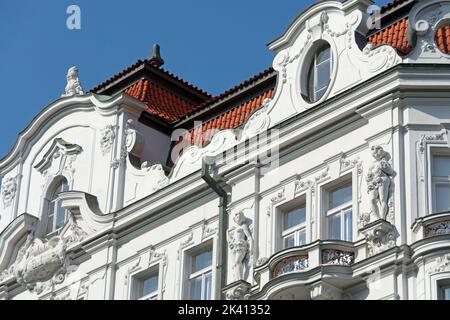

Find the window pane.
[
  {"left": 189, "top": 276, "right": 202, "bottom": 300},
  {"left": 316, "top": 61, "right": 330, "bottom": 90},
  {"left": 443, "top": 287, "right": 450, "bottom": 300},
  {"left": 436, "top": 184, "right": 450, "bottom": 212},
  {"left": 284, "top": 206, "right": 306, "bottom": 230},
  {"left": 330, "top": 184, "right": 352, "bottom": 209},
  {"left": 55, "top": 200, "right": 66, "bottom": 229},
  {"left": 433, "top": 156, "right": 450, "bottom": 177},
  {"left": 329, "top": 213, "right": 341, "bottom": 240},
  {"left": 284, "top": 235, "right": 295, "bottom": 249},
  {"left": 193, "top": 250, "right": 212, "bottom": 273},
  {"left": 316, "top": 46, "right": 330, "bottom": 64},
  {"left": 344, "top": 209, "right": 353, "bottom": 242},
  {"left": 298, "top": 230, "right": 306, "bottom": 246},
  {"left": 142, "top": 275, "right": 158, "bottom": 297},
  {"left": 204, "top": 272, "right": 212, "bottom": 300}
]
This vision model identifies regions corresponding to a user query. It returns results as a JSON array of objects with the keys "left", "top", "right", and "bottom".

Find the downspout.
[{"left": 201, "top": 159, "right": 229, "bottom": 300}]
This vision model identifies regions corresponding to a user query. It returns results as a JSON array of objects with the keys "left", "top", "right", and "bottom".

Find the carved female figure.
[
  {"left": 366, "top": 145, "right": 394, "bottom": 220},
  {"left": 227, "top": 211, "right": 253, "bottom": 282}
]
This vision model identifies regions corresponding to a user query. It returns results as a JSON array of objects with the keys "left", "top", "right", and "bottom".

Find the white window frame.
[
  {"left": 438, "top": 279, "right": 450, "bottom": 300},
  {"left": 131, "top": 265, "right": 160, "bottom": 300},
  {"left": 324, "top": 180, "right": 353, "bottom": 242},
  {"left": 184, "top": 244, "right": 214, "bottom": 300},
  {"left": 46, "top": 179, "right": 69, "bottom": 235},
  {"left": 281, "top": 201, "right": 307, "bottom": 249},
  {"left": 308, "top": 44, "right": 332, "bottom": 102},
  {"left": 430, "top": 151, "right": 450, "bottom": 214}
]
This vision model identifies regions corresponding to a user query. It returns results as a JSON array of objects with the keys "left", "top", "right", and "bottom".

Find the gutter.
[{"left": 201, "top": 158, "right": 229, "bottom": 300}]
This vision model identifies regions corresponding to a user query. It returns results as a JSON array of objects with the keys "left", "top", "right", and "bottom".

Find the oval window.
[{"left": 305, "top": 43, "right": 332, "bottom": 103}]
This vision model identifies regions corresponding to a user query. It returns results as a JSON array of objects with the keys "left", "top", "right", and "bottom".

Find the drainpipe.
[{"left": 201, "top": 159, "right": 229, "bottom": 300}]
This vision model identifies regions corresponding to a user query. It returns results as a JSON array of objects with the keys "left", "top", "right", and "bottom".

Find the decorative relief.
[
  {"left": 110, "top": 145, "right": 128, "bottom": 169},
  {"left": 428, "top": 254, "right": 450, "bottom": 274},
  {"left": 364, "top": 145, "right": 395, "bottom": 224},
  {"left": 140, "top": 162, "right": 169, "bottom": 193},
  {"left": 241, "top": 99, "right": 271, "bottom": 138},
  {"left": 9, "top": 233, "right": 71, "bottom": 294},
  {"left": 224, "top": 281, "right": 251, "bottom": 300},
  {"left": 322, "top": 249, "right": 354, "bottom": 265},
  {"left": 201, "top": 220, "right": 218, "bottom": 240},
  {"left": 62, "top": 66, "right": 84, "bottom": 97},
  {"left": 272, "top": 255, "right": 309, "bottom": 277},
  {"left": 418, "top": 129, "right": 446, "bottom": 154},
  {"left": 227, "top": 211, "right": 253, "bottom": 282},
  {"left": 294, "top": 178, "right": 313, "bottom": 195},
  {"left": 1, "top": 176, "right": 17, "bottom": 209},
  {"left": 425, "top": 221, "right": 450, "bottom": 237},
  {"left": 339, "top": 154, "right": 362, "bottom": 175},
  {"left": 99, "top": 125, "right": 116, "bottom": 155},
  {"left": 177, "top": 230, "right": 194, "bottom": 260},
  {"left": 363, "top": 44, "right": 401, "bottom": 73},
  {"left": 256, "top": 257, "right": 268, "bottom": 267},
  {"left": 266, "top": 187, "right": 285, "bottom": 216},
  {"left": 360, "top": 219, "right": 396, "bottom": 257}
]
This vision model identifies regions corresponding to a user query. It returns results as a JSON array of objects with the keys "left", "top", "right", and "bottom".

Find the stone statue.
[
  {"left": 62, "top": 66, "right": 84, "bottom": 97},
  {"left": 227, "top": 211, "right": 253, "bottom": 282},
  {"left": 365, "top": 145, "right": 394, "bottom": 221}
]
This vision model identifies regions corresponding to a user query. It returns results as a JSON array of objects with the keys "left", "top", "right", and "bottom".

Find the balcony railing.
[{"left": 254, "top": 240, "right": 364, "bottom": 290}]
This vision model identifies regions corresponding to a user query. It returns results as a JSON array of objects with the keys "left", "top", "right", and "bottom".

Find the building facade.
[{"left": 1, "top": 0, "right": 450, "bottom": 300}]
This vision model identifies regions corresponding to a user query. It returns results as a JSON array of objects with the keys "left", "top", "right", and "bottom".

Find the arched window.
[
  {"left": 46, "top": 178, "right": 69, "bottom": 234},
  {"left": 306, "top": 43, "right": 332, "bottom": 103}
]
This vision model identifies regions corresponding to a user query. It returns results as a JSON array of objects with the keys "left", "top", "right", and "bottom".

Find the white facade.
[{"left": 1, "top": 0, "right": 450, "bottom": 300}]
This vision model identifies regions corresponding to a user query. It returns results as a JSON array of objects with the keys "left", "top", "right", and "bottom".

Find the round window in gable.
[{"left": 303, "top": 42, "right": 332, "bottom": 103}]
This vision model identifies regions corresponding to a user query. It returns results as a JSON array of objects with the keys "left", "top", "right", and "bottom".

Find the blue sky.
[{"left": 0, "top": 0, "right": 391, "bottom": 159}]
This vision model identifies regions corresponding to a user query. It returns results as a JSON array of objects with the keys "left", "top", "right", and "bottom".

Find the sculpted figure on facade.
[
  {"left": 365, "top": 145, "right": 394, "bottom": 221},
  {"left": 62, "top": 66, "right": 84, "bottom": 97},
  {"left": 227, "top": 211, "right": 253, "bottom": 282},
  {"left": 1, "top": 176, "right": 17, "bottom": 209}
]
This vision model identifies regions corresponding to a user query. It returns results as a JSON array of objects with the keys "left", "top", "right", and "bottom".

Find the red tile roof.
[
  {"left": 124, "top": 79, "right": 200, "bottom": 123},
  {"left": 90, "top": 59, "right": 211, "bottom": 98},
  {"left": 436, "top": 25, "right": 450, "bottom": 54},
  {"left": 368, "top": 17, "right": 413, "bottom": 55},
  {"left": 183, "top": 88, "right": 274, "bottom": 146}
]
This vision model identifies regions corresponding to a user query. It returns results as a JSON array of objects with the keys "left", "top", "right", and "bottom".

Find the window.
[
  {"left": 438, "top": 280, "right": 450, "bottom": 300},
  {"left": 46, "top": 178, "right": 69, "bottom": 234},
  {"left": 432, "top": 155, "right": 450, "bottom": 213},
  {"left": 188, "top": 249, "right": 213, "bottom": 300},
  {"left": 326, "top": 182, "right": 352, "bottom": 242},
  {"left": 306, "top": 43, "right": 332, "bottom": 103},
  {"left": 282, "top": 203, "right": 307, "bottom": 249},
  {"left": 135, "top": 271, "right": 159, "bottom": 300}
]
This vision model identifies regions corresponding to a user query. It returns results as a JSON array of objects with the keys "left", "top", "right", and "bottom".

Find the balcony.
[{"left": 252, "top": 240, "right": 366, "bottom": 299}]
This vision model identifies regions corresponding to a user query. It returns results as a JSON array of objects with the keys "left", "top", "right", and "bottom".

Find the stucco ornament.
[
  {"left": 12, "top": 233, "right": 69, "bottom": 294},
  {"left": 227, "top": 211, "right": 253, "bottom": 282},
  {"left": 62, "top": 66, "right": 84, "bottom": 97},
  {"left": 1, "top": 176, "right": 17, "bottom": 209},
  {"left": 99, "top": 125, "right": 116, "bottom": 155},
  {"left": 365, "top": 145, "right": 395, "bottom": 222}
]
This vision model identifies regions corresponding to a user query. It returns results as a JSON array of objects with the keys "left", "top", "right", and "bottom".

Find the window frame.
[
  {"left": 281, "top": 201, "right": 307, "bottom": 249},
  {"left": 307, "top": 43, "right": 332, "bottom": 103},
  {"left": 185, "top": 244, "right": 214, "bottom": 300},
  {"left": 324, "top": 179, "right": 353, "bottom": 242},
  {"left": 132, "top": 267, "right": 160, "bottom": 300},
  {"left": 45, "top": 177, "right": 70, "bottom": 236},
  {"left": 430, "top": 152, "right": 450, "bottom": 213}
]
